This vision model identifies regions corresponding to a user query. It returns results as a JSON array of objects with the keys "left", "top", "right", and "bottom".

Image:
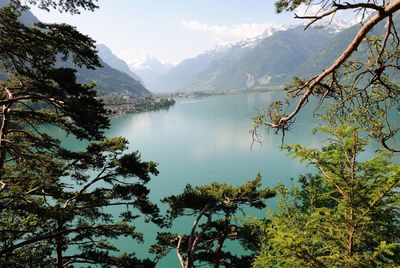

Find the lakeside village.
[
  {"left": 101, "top": 87, "right": 282, "bottom": 114},
  {"left": 101, "top": 94, "right": 176, "bottom": 114}
]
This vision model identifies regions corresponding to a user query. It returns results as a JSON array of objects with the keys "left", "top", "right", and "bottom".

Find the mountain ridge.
[
  {"left": 144, "top": 16, "right": 391, "bottom": 92},
  {"left": 150, "top": 25, "right": 334, "bottom": 92},
  {"left": 96, "top": 44, "right": 144, "bottom": 83},
  {"left": 129, "top": 55, "right": 171, "bottom": 92}
]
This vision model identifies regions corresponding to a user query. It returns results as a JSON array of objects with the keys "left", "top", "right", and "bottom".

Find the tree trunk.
[
  {"left": 55, "top": 219, "right": 64, "bottom": 268},
  {"left": 56, "top": 237, "right": 63, "bottom": 268},
  {"left": 0, "top": 93, "right": 11, "bottom": 171},
  {"left": 213, "top": 237, "right": 226, "bottom": 268}
]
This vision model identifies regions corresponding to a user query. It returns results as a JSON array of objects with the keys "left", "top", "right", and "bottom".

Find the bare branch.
[
  {"left": 176, "top": 236, "right": 185, "bottom": 268},
  {"left": 270, "top": 0, "right": 400, "bottom": 130}
]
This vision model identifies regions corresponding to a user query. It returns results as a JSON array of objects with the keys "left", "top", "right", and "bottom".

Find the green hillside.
[
  {"left": 292, "top": 14, "right": 400, "bottom": 79},
  {"left": 189, "top": 26, "right": 333, "bottom": 91},
  {"left": 156, "top": 26, "right": 333, "bottom": 92},
  {"left": 74, "top": 59, "right": 149, "bottom": 96}
]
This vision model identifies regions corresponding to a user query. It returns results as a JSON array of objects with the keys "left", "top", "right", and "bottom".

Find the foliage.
[
  {"left": 19, "top": 0, "right": 98, "bottom": 14},
  {"left": 0, "top": 1, "right": 160, "bottom": 266},
  {"left": 253, "top": 126, "right": 400, "bottom": 267},
  {"left": 103, "top": 95, "right": 175, "bottom": 114},
  {"left": 0, "top": 2, "right": 109, "bottom": 169},
  {"left": 150, "top": 175, "right": 275, "bottom": 268},
  {"left": 1, "top": 137, "right": 160, "bottom": 267},
  {"left": 274, "top": 0, "right": 308, "bottom": 13}
]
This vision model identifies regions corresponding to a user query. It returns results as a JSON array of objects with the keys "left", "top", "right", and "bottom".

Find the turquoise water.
[
  {"left": 53, "top": 90, "right": 398, "bottom": 267},
  {"left": 42, "top": 89, "right": 397, "bottom": 267},
  {"left": 96, "top": 91, "right": 323, "bottom": 267}
]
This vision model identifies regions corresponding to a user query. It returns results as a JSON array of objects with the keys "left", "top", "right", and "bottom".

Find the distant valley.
[{"left": 129, "top": 55, "right": 172, "bottom": 92}]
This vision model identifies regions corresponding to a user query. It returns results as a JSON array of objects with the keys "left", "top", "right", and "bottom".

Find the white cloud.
[
  {"left": 294, "top": 3, "right": 363, "bottom": 31},
  {"left": 181, "top": 20, "right": 285, "bottom": 45},
  {"left": 295, "top": 3, "right": 326, "bottom": 17}
]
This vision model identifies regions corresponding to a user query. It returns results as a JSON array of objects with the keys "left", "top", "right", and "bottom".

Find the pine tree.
[
  {"left": 253, "top": 126, "right": 400, "bottom": 267},
  {"left": 0, "top": 1, "right": 161, "bottom": 266},
  {"left": 151, "top": 176, "right": 275, "bottom": 268}
]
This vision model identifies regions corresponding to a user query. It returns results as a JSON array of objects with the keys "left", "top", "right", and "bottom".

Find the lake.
[{"left": 96, "top": 91, "right": 324, "bottom": 267}]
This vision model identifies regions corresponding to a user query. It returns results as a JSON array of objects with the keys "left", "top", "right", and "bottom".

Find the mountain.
[
  {"left": 72, "top": 58, "right": 149, "bottom": 96},
  {"left": 96, "top": 44, "right": 143, "bottom": 83},
  {"left": 150, "top": 50, "right": 227, "bottom": 92},
  {"left": 194, "top": 26, "right": 337, "bottom": 90},
  {"left": 291, "top": 25, "right": 360, "bottom": 79},
  {"left": 0, "top": 1, "right": 150, "bottom": 96},
  {"left": 292, "top": 14, "right": 400, "bottom": 80},
  {"left": 0, "top": 0, "right": 36, "bottom": 25},
  {"left": 129, "top": 55, "right": 171, "bottom": 92},
  {"left": 153, "top": 25, "right": 334, "bottom": 92},
  {"left": 151, "top": 16, "right": 382, "bottom": 92},
  {"left": 149, "top": 26, "right": 289, "bottom": 92}
]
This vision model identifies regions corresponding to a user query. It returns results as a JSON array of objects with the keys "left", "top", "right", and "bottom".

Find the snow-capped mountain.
[
  {"left": 129, "top": 55, "right": 172, "bottom": 92},
  {"left": 132, "top": 18, "right": 365, "bottom": 92},
  {"left": 149, "top": 24, "right": 335, "bottom": 92},
  {"left": 303, "top": 16, "right": 362, "bottom": 33},
  {"left": 96, "top": 44, "right": 143, "bottom": 83}
]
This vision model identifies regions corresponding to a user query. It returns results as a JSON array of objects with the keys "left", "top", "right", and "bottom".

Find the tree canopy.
[
  {"left": 1, "top": 137, "right": 161, "bottom": 267},
  {"left": 150, "top": 176, "right": 275, "bottom": 268},
  {"left": 253, "top": 125, "right": 400, "bottom": 267},
  {"left": 16, "top": 0, "right": 98, "bottom": 14},
  {"left": 250, "top": 2, "right": 400, "bottom": 266},
  {"left": 0, "top": 1, "right": 161, "bottom": 266},
  {"left": 0, "top": 2, "right": 109, "bottom": 170}
]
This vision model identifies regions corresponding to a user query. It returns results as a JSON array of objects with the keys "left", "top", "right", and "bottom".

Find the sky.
[
  {"left": 28, "top": 1, "right": 361, "bottom": 66},
  {"left": 29, "top": 0, "right": 302, "bottom": 65}
]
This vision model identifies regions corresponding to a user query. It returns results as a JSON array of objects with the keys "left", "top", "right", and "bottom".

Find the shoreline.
[{"left": 102, "top": 87, "right": 282, "bottom": 115}]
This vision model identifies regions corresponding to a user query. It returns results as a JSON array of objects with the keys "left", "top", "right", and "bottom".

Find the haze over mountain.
[
  {"left": 142, "top": 17, "right": 387, "bottom": 92},
  {"left": 148, "top": 25, "right": 335, "bottom": 92},
  {"left": 73, "top": 58, "right": 149, "bottom": 96},
  {"left": 129, "top": 55, "right": 172, "bottom": 92},
  {"left": 143, "top": 50, "right": 225, "bottom": 92},
  {"left": 189, "top": 25, "right": 335, "bottom": 91},
  {"left": 96, "top": 44, "right": 143, "bottom": 83}
]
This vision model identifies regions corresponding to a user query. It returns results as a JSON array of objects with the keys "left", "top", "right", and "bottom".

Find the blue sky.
[{"left": 30, "top": 0, "right": 301, "bottom": 65}]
